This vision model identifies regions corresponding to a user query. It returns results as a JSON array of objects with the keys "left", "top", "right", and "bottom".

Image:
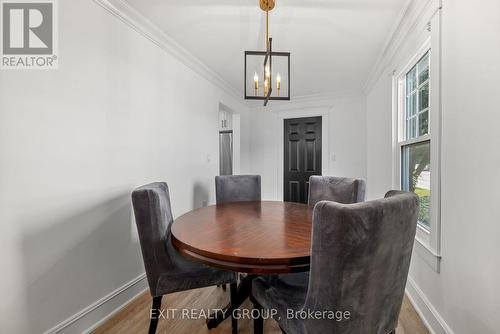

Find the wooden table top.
[{"left": 171, "top": 201, "right": 313, "bottom": 274}]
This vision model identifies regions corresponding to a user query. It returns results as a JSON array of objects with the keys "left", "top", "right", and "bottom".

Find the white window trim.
[{"left": 392, "top": 9, "right": 442, "bottom": 272}]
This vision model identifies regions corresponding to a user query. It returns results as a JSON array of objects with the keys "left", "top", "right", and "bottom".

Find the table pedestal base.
[{"left": 206, "top": 275, "right": 258, "bottom": 330}]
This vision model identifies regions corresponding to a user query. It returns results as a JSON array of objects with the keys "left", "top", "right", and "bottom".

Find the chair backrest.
[
  {"left": 308, "top": 175, "right": 366, "bottom": 207},
  {"left": 303, "top": 191, "right": 419, "bottom": 334},
  {"left": 131, "top": 182, "right": 174, "bottom": 296},
  {"left": 215, "top": 175, "right": 261, "bottom": 204}
]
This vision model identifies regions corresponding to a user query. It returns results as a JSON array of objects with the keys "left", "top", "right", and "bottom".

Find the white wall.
[
  {"left": 3, "top": 0, "right": 498, "bottom": 333},
  {"left": 366, "top": 75, "right": 393, "bottom": 200},
  {"left": 366, "top": 0, "right": 500, "bottom": 333},
  {"left": 249, "top": 92, "right": 367, "bottom": 200},
  {"left": 0, "top": 0, "right": 250, "bottom": 333}
]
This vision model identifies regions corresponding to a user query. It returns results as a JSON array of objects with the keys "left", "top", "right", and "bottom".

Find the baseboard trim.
[
  {"left": 44, "top": 272, "right": 451, "bottom": 334},
  {"left": 405, "top": 276, "right": 454, "bottom": 334},
  {"left": 43, "top": 273, "right": 148, "bottom": 334}
]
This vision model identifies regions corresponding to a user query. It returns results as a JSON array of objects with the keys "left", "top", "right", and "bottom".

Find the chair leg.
[
  {"left": 222, "top": 283, "right": 227, "bottom": 291},
  {"left": 230, "top": 282, "right": 238, "bottom": 334},
  {"left": 149, "top": 296, "right": 162, "bottom": 334},
  {"left": 252, "top": 299, "right": 264, "bottom": 334}
]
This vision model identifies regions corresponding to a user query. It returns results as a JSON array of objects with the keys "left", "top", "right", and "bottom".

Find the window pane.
[
  {"left": 406, "top": 92, "right": 417, "bottom": 140},
  {"left": 418, "top": 82, "right": 429, "bottom": 111},
  {"left": 403, "top": 50, "right": 430, "bottom": 142},
  {"left": 406, "top": 66, "right": 417, "bottom": 93},
  {"left": 417, "top": 52, "right": 429, "bottom": 84},
  {"left": 418, "top": 67, "right": 429, "bottom": 85},
  {"left": 419, "top": 110, "right": 429, "bottom": 136},
  {"left": 407, "top": 93, "right": 416, "bottom": 117},
  {"left": 407, "top": 117, "right": 417, "bottom": 139},
  {"left": 401, "top": 141, "right": 431, "bottom": 228}
]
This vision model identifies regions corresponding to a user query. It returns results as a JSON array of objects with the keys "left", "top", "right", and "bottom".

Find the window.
[
  {"left": 393, "top": 7, "right": 442, "bottom": 272},
  {"left": 401, "top": 140, "right": 430, "bottom": 227},
  {"left": 400, "top": 51, "right": 431, "bottom": 229}
]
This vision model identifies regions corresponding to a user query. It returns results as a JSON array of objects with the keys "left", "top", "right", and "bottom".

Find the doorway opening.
[
  {"left": 283, "top": 116, "right": 322, "bottom": 203},
  {"left": 219, "top": 103, "right": 240, "bottom": 176}
]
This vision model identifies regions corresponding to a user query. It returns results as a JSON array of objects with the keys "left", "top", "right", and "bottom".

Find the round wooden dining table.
[
  {"left": 171, "top": 201, "right": 313, "bottom": 274},
  {"left": 171, "top": 200, "right": 313, "bottom": 330}
]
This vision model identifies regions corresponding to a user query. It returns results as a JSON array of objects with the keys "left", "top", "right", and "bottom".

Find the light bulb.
[{"left": 276, "top": 73, "right": 281, "bottom": 94}]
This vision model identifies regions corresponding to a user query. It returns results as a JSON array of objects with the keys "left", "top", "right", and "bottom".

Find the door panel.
[
  {"left": 305, "top": 139, "right": 317, "bottom": 172},
  {"left": 284, "top": 117, "right": 322, "bottom": 203},
  {"left": 288, "top": 140, "right": 300, "bottom": 171},
  {"left": 288, "top": 181, "right": 301, "bottom": 202}
]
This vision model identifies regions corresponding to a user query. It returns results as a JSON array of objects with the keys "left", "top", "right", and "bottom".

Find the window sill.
[{"left": 413, "top": 233, "right": 441, "bottom": 273}]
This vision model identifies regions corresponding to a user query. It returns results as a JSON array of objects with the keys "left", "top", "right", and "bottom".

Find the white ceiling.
[{"left": 124, "top": 0, "right": 406, "bottom": 97}]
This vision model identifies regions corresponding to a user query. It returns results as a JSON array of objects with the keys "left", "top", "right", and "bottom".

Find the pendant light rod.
[
  {"left": 261, "top": 0, "right": 274, "bottom": 50},
  {"left": 262, "top": 0, "right": 274, "bottom": 105},
  {"left": 266, "top": 9, "right": 269, "bottom": 49}
]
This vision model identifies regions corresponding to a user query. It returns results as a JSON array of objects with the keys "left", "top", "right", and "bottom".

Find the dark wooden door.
[{"left": 284, "top": 117, "right": 322, "bottom": 203}]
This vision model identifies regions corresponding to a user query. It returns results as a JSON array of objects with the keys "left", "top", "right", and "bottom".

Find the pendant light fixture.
[{"left": 244, "top": 0, "right": 290, "bottom": 106}]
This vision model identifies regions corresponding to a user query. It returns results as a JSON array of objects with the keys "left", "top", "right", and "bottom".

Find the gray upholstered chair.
[
  {"left": 132, "top": 182, "right": 237, "bottom": 334},
  {"left": 215, "top": 175, "right": 261, "bottom": 292},
  {"left": 308, "top": 175, "right": 366, "bottom": 207},
  {"left": 252, "top": 190, "right": 419, "bottom": 334},
  {"left": 215, "top": 175, "right": 261, "bottom": 204}
]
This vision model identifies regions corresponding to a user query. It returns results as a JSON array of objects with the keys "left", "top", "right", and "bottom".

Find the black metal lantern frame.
[{"left": 244, "top": 39, "right": 291, "bottom": 106}]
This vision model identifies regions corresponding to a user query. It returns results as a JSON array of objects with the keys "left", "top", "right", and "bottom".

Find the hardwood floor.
[{"left": 93, "top": 286, "right": 429, "bottom": 334}]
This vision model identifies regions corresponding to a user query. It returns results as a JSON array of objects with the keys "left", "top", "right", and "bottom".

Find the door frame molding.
[{"left": 275, "top": 107, "right": 330, "bottom": 200}]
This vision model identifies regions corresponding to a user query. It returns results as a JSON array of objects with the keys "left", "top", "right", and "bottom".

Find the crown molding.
[
  {"left": 92, "top": 0, "right": 241, "bottom": 100},
  {"left": 363, "top": 0, "right": 439, "bottom": 94},
  {"left": 291, "top": 90, "right": 364, "bottom": 103},
  {"left": 247, "top": 89, "right": 364, "bottom": 112}
]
